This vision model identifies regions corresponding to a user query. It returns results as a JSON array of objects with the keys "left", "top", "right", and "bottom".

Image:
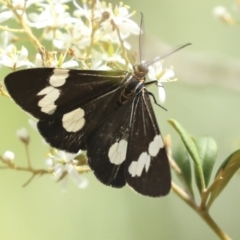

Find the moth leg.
[{"left": 147, "top": 91, "right": 167, "bottom": 111}]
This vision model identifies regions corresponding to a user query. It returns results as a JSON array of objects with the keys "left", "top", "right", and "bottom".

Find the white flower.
[
  {"left": 101, "top": 3, "right": 139, "bottom": 41},
  {"left": 44, "top": 51, "right": 78, "bottom": 68},
  {"left": 52, "top": 22, "right": 91, "bottom": 53},
  {"left": 61, "top": 59, "right": 79, "bottom": 68},
  {"left": 0, "top": 0, "right": 44, "bottom": 22},
  {"left": 213, "top": 6, "right": 229, "bottom": 18},
  {"left": 0, "top": 31, "right": 15, "bottom": 50},
  {"left": 91, "top": 48, "right": 126, "bottom": 70},
  {"left": 2, "top": 151, "right": 15, "bottom": 162},
  {"left": 74, "top": 0, "right": 138, "bottom": 46},
  {"left": 28, "top": 1, "right": 78, "bottom": 29},
  {"left": 34, "top": 53, "right": 43, "bottom": 67},
  {"left": 148, "top": 60, "right": 175, "bottom": 104},
  {"left": 46, "top": 150, "right": 88, "bottom": 190},
  {"left": 157, "top": 83, "right": 166, "bottom": 105},
  {"left": 0, "top": 45, "right": 34, "bottom": 70},
  {"left": 73, "top": 0, "right": 92, "bottom": 20},
  {"left": 7, "top": 0, "right": 41, "bottom": 10},
  {"left": 0, "top": 11, "right": 13, "bottom": 23},
  {"left": 0, "top": 32, "right": 16, "bottom": 68},
  {"left": 17, "top": 127, "right": 30, "bottom": 144},
  {"left": 213, "top": 6, "right": 234, "bottom": 23}
]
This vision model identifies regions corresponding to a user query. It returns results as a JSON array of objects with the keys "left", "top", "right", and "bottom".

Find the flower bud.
[
  {"left": 2, "top": 151, "right": 15, "bottom": 162},
  {"left": 101, "top": 11, "right": 110, "bottom": 21},
  {"left": 17, "top": 127, "right": 30, "bottom": 144}
]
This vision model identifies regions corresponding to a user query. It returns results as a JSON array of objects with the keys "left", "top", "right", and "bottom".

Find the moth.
[{"left": 4, "top": 44, "right": 189, "bottom": 197}]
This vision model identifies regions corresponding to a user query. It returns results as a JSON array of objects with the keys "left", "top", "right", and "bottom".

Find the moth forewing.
[
  {"left": 4, "top": 68, "right": 128, "bottom": 119},
  {"left": 4, "top": 68, "right": 130, "bottom": 152}
]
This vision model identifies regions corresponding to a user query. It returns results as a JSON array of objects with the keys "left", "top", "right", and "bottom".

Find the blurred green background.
[{"left": 1, "top": 0, "right": 240, "bottom": 239}]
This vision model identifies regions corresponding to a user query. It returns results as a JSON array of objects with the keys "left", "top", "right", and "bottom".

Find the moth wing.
[
  {"left": 5, "top": 68, "right": 130, "bottom": 152},
  {"left": 86, "top": 99, "right": 134, "bottom": 188},
  {"left": 125, "top": 90, "right": 171, "bottom": 197},
  {"left": 4, "top": 68, "right": 127, "bottom": 119},
  {"left": 37, "top": 86, "right": 125, "bottom": 152}
]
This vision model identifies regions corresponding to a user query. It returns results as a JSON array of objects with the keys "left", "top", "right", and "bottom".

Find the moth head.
[
  {"left": 137, "top": 64, "right": 149, "bottom": 74},
  {"left": 133, "top": 64, "right": 149, "bottom": 80}
]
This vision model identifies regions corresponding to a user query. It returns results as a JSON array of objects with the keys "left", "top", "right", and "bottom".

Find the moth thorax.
[{"left": 118, "top": 77, "right": 144, "bottom": 105}]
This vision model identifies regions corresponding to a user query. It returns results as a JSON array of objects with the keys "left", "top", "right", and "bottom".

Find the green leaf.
[
  {"left": 207, "top": 149, "right": 240, "bottom": 208},
  {"left": 168, "top": 119, "right": 205, "bottom": 193},
  {"left": 193, "top": 163, "right": 202, "bottom": 196},
  {"left": 194, "top": 137, "right": 218, "bottom": 187},
  {"left": 173, "top": 144, "right": 194, "bottom": 197}
]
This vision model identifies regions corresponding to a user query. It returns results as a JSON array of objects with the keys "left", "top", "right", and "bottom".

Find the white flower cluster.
[{"left": 0, "top": 0, "right": 139, "bottom": 70}]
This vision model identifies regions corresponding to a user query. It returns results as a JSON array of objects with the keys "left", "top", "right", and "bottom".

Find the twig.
[
  {"left": 22, "top": 173, "right": 36, "bottom": 187},
  {"left": 0, "top": 166, "right": 10, "bottom": 169},
  {"left": 0, "top": 25, "right": 25, "bottom": 33},
  {"left": 0, "top": 83, "right": 10, "bottom": 97},
  {"left": 113, "top": 21, "right": 130, "bottom": 69},
  {"left": 6, "top": 1, "right": 43, "bottom": 50},
  {"left": 24, "top": 144, "right": 32, "bottom": 169},
  {"left": 172, "top": 181, "right": 231, "bottom": 240},
  {"left": 201, "top": 173, "right": 223, "bottom": 210},
  {"left": 85, "top": 0, "right": 97, "bottom": 60}
]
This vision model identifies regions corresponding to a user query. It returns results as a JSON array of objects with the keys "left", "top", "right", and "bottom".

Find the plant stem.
[
  {"left": 114, "top": 22, "right": 130, "bottom": 69},
  {"left": 0, "top": 83, "right": 10, "bottom": 97},
  {"left": 25, "top": 144, "right": 32, "bottom": 169},
  {"left": 0, "top": 25, "right": 25, "bottom": 33},
  {"left": 6, "top": 1, "right": 43, "bottom": 50},
  {"left": 198, "top": 210, "right": 231, "bottom": 240},
  {"left": 171, "top": 182, "right": 231, "bottom": 240}
]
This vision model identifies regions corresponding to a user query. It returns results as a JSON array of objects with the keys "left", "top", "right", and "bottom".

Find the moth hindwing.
[{"left": 4, "top": 65, "right": 171, "bottom": 197}]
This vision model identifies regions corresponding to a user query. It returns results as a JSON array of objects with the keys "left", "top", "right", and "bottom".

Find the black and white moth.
[{"left": 4, "top": 61, "right": 172, "bottom": 197}]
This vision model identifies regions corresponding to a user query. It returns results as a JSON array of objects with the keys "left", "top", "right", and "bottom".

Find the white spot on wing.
[
  {"left": 38, "top": 88, "right": 60, "bottom": 106},
  {"left": 40, "top": 104, "right": 57, "bottom": 115},
  {"left": 128, "top": 161, "right": 137, "bottom": 177},
  {"left": 128, "top": 135, "right": 165, "bottom": 177},
  {"left": 62, "top": 108, "right": 85, "bottom": 132},
  {"left": 37, "top": 88, "right": 60, "bottom": 114},
  {"left": 148, "top": 135, "right": 163, "bottom": 157},
  {"left": 37, "top": 86, "right": 55, "bottom": 95},
  {"left": 128, "top": 152, "right": 150, "bottom": 177},
  {"left": 49, "top": 68, "right": 69, "bottom": 87},
  {"left": 108, "top": 139, "right": 128, "bottom": 165},
  {"left": 37, "top": 69, "right": 69, "bottom": 114}
]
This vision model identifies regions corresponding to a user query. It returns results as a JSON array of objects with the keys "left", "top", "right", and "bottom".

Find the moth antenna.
[
  {"left": 146, "top": 43, "right": 192, "bottom": 67},
  {"left": 139, "top": 12, "right": 145, "bottom": 64}
]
